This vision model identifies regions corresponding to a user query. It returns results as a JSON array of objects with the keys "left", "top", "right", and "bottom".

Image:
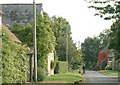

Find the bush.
[
  {"left": 93, "top": 65, "right": 99, "bottom": 71},
  {"left": 37, "top": 67, "right": 47, "bottom": 81},
  {"left": 50, "top": 60, "right": 55, "bottom": 69},
  {"left": 54, "top": 62, "right": 59, "bottom": 74},
  {"left": 54, "top": 61, "right": 68, "bottom": 74},
  {"left": 101, "top": 60, "right": 107, "bottom": 70},
  {"left": 71, "top": 62, "right": 80, "bottom": 70},
  {"left": 2, "top": 31, "right": 29, "bottom": 83}
]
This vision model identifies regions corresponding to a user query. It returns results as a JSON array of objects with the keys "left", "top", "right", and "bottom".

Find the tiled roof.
[
  {"left": 0, "top": 11, "right": 4, "bottom": 15},
  {"left": 2, "top": 23, "right": 22, "bottom": 44}
]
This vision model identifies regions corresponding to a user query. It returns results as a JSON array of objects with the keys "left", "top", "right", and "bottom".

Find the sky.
[{"left": 1, "top": 0, "right": 113, "bottom": 44}]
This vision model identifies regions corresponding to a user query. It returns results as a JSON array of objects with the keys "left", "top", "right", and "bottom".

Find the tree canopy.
[
  {"left": 81, "top": 0, "right": 120, "bottom": 69},
  {"left": 13, "top": 12, "right": 83, "bottom": 80}
]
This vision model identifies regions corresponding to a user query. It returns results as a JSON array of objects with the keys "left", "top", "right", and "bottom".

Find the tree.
[
  {"left": 87, "top": 0, "right": 120, "bottom": 20},
  {"left": 81, "top": 37, "right": 101, "bottom": 69},
  {"left": 86, "top": 0, "right": 120, "bottom": 60},
  {"left": 109, "top": 20, "right": 120, "bottom": 60},
  {"left": 52, "top": 16, "right": 69, "bottom": 61},
  {"left": 14, "top": 12, "right": 56, "bottom": 81},
  {"left": 98, "top": 29, "right": 111, "bottom": 49},
  {"left": 52, "top": 16, "right": 83, "bottom": 70}
]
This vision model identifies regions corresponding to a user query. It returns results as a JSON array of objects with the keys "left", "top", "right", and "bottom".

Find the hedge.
[
  {"left": 101, "top": 60, "right": 107, "bottom": 70},
  {"left": 54, "top": 61, "right": 68, "bottom": 74},
  {"left": 2, "top": 30, "right": 29, "bottom": 83}
]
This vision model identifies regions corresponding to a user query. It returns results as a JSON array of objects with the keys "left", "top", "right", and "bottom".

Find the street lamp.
[
  {"left": 33, "top": 0, "right": 37, "bottom": 82},
  {"left": 33, "top": 0, "right": 43, "bottom": 82}
]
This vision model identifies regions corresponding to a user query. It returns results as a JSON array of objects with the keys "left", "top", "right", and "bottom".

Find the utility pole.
[
  {"left": 33, "top": 0, "right": 37, "bottom": 82},
  {"left": 66, "top": 25, "right": 68, "bottom": 71}
]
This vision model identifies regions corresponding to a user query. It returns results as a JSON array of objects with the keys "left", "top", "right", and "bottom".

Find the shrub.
[
  {"left": 54, "top": 61, "right": 68, "bottom": 74},
  {"left": 101, "top": 60, "right": 107, "bottom": 70},
  {"left": 93, "top": 65, "right": 99, "bottom": 71},
  {"left": 2, "top": 30, "right": 29, "bottom": 83},
  {"left": 50, "top": 60, "right": 55, "bottom": 69},
  {"left": 54, "top": 62, "right": 59, "bottom": 74},
  {"left": 37, "top": 67, "right": 47, "bottom": 81}
]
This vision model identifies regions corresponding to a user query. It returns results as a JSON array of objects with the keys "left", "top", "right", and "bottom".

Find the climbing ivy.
[{"left": 2, "top": 30, "right": 29, "bottom": 83}]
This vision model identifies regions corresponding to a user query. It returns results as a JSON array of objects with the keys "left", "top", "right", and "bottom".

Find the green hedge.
[
  {"left": 101, "top": 60, "right": 107, "bottom": 70},
  {"left": 54, "top": 61, "right": 68, "bottom": 74},
  {"left": 2, "top": 30, "right": 29, "bottom": 83}
]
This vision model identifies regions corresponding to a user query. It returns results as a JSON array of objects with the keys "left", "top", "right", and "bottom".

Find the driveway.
[{"left": 83, "top": 70, "right": 119, "bottom": 85}]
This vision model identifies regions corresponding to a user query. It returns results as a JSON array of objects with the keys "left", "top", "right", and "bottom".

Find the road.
[{"left": 83, "top": 70, "right": 119, "bottom": 85}]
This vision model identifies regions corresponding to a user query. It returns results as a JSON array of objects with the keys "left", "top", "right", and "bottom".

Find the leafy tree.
[
  {"left": 13, "top": 23, "right": 33, "bottom": 46},
  {"left": 52, "top": 16, "right": 69, "bottom": 61},
  {"left": 81, "top": 37, "right": 101, "bottom": 69},
  {"left": 86, "top": 0, "right": 120, "bottom": 60},
  {"left": 87, "top": 0, "right": 120, "bottom": 20},
  {"left": 13, "top": 12, "right": 56, "bottom": 81},
  {"left": 98, "top": 29, "right": 111, "bottom": 49},
  {"left": 52, "top": 16, "right": 83, "bottom": 70},
  {"left": 108, "top": 20, "right": 120, "bottom": 59}
]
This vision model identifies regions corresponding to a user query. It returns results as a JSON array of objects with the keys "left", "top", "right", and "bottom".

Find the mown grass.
[
  {"left": 43, "top": 71, "right": 84, "bottom": 83},
  {"left": 98, "top": 70, "right": 119, "bottom": 77}
]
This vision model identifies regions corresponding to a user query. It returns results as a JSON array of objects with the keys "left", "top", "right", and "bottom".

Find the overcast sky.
[{"left": 1, "top": 0, "right": 113, "bottom": 44}]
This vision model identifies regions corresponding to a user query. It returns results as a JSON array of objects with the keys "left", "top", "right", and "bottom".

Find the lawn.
[
  {"left": 43, "top": 71, "right": 84, "bottom": 83},
  {"left": 98, "top": 70, "right": 119, "bottom": 77}
]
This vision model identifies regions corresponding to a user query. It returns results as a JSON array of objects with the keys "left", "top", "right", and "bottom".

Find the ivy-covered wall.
[{"left": 2, "top": 30, "right": 29, "bottom": 83}]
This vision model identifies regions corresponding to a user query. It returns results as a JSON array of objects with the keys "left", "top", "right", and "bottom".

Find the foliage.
[
  {"left": 114, "top": 59, "right": 120, "bottom": 70},
  {"left": 101, "top": 60, "right": 107, "bottom": 70},
  {"left": 52, "top": 16, "right": 83, "bottom": 70},
  {"left": 81, "top": 37, "right": 101, "bottom": 69},
  {"left": 52, "top": 16, "right": 70, "bottom": 61},
  {"left": 13, "top": 23, "right": 33, "bottom": 46},
  {"left": 50, "top": 60, "right": 55, "bottom": 69},
  {"left": 13, "top": 12, "right": 83, "bottom": 79},
  {"left": 13, "top": 12, "right": 56, "bottom": 81},
  {"left": 54, "top": 61, "right": 59, "bottom": 74},
  {"left": 87, "top": 0, "right": 120, "bottom": 60},
  {"left": 2, "top": 30, "right": 29, "bottom": 83},
  {"left": 87, "top": 0, "right": 120, "bottom": 20},
  {"left": 37, "top": 67, "right": 47, "bottom": 81},
  {"left": 54, "top": 61, "right": 68, "bottom": 74},
  {"left": 82, "top": 0, "right": 120, "bottom": 68},
  {"left": 109, "top": 21, "right": 120, "bottom": 54}
]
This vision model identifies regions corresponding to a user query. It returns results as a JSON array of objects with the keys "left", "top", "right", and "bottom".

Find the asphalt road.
[{"left": 83, "top": 70, "right": 119, "bottom": 85}]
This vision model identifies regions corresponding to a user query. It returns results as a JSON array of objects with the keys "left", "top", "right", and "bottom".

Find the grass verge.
[
  {"left": 43, "top": 72, "right": 84, "bottom": 83},
  {"left": 98, "top": 70, "right": 119, "bottom": 77}
]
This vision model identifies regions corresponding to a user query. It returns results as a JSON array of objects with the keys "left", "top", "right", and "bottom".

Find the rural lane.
[{"left": 83, "top": 70, "right": 119, "bottom": 85}]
